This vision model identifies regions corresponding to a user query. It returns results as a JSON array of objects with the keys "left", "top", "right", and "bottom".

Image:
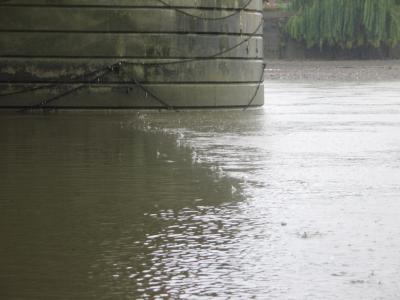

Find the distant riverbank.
[
  {"left": 264, "top": 60, "right": 400, "bottom": 81},
  {"left": 263, "top": 10, "right": 400, "bottom": 60}
]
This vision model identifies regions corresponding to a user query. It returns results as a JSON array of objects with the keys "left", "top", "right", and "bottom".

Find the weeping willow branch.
[{"left": 286, "top": 0, "right": 400, "bottom": 49}]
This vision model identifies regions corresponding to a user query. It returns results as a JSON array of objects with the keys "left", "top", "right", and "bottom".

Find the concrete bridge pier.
[{"left": 0, "top": 0, "right": 264, "bottom": 109}]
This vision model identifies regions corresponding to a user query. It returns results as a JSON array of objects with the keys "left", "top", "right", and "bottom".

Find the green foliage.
[{"left": 286, "top": 0, "right": 400, "bottom": 49}]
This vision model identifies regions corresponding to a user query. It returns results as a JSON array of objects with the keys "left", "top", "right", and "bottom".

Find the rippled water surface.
[{"left": 1, "top": 81, "right": 400, "bottom": 299}]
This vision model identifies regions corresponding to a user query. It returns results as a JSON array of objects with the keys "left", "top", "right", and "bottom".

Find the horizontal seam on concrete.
[
  {"left": 0, "top": 31, "right": 263, "bottom": 37},
  {"left": 0, "top": 105, "right": 264, "bottom": 110},
  {"left": 0, "top": 56, "right": 263, "bottom": 60},
  {"left": 0, "top": 58, "right": 264, "bottom": 62},
  {"left": 0, "top": 30, "right": 263, "bottom": 36},
  {"left": 0, "top": 82, "right": 264, "bottom": 85},
  {"left": 0, "top": 4, "right": 262, "bottom": 13}
]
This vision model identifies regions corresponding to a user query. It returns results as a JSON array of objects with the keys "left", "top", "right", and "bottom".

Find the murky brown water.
[{"left": 1, "top": 81, "right": 400, "bottom": 299}]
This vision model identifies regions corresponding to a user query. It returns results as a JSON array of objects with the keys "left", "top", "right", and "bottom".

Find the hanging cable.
[
  {"left": 0, "top": 64, "right": 120, "bottom": 97},
  {"left": 244, "top": 63, "right": 265, "bottom": 110},
  {"left": 125, "top": 19, "right": 263, "bottom": 67},
  {"left": 16, "top": 59, "right": 265, "bottom": 112},
  {"left": 0, "top": 8, "right": 264, "bottom": 110},
  {"left": 18, "top": 62, "right": 123, "bottom": 112},
  {"left": 0, "top": 19, "right": 263, "bottom": 98},
  {"left": 155, "top": 0, "right": 254, "bottom": 21},
  {"left": 132, "top": 79, "right": 173, "bottom": 110}
]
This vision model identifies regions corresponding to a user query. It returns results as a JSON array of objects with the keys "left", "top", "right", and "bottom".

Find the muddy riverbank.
[{"left": 265, "top": 60, "right": 400, "bottom": 81}]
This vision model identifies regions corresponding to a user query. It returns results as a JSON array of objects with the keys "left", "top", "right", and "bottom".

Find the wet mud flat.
[{"left": 265, "top": 60, "right": 400, "bottom": 81}]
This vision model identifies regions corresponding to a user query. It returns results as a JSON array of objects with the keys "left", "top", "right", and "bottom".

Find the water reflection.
[
  {"left": 1, "top": 81, "right": 400, "bottom": 299},
  {"left": 0, "top": 115, "right": 241, "bottom": 299}
]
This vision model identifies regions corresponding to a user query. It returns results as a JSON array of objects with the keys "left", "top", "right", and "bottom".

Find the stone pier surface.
[{"left": 0, "top": 0, "right": 264, "bottom": 109}]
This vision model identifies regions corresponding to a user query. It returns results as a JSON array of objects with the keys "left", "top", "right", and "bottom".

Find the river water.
[{"left": 1, "top": 81, "right": 400, "bottom": 299}]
